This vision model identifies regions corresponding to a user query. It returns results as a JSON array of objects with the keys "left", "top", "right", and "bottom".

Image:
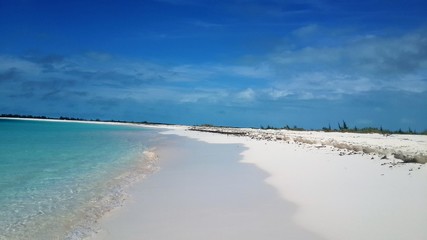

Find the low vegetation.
[
  {"left": 262, "top": 120, "right": 426, "bottom": 135},
  {"left": 1, "top": 114, "right": 426, "bottom": 135}
]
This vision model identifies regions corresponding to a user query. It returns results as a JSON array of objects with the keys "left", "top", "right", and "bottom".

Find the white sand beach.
[{"left": 94, "top": 125, "right": 427, "bottom": 240}]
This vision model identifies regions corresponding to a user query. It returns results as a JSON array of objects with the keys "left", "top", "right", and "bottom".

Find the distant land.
[
  {"left": 1, "top": 113, "right": 426, "bottom": 135},
  {"left": 0, "top": 114, "right": 172, "bottom": 126}
]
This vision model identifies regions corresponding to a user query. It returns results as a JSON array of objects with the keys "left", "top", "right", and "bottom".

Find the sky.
[{"left": 0, "top": 0, "right": 426, "bottom": 130}]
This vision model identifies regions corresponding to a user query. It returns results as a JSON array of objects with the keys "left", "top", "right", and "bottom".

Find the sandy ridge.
[{"left": 189, "top": 126, "right": 427, "bottom": 164}]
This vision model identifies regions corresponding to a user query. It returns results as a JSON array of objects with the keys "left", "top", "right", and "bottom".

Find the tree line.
[
  {"left": 0, "top": 113, "right": 166, "bottom": 125},
  {"left": 262, "top": 120, "right": 426, "bottom": 135},
  {"left": 322, "top": 120, "right": 424, "bottom": 135},
  {"left": 2, "top": 114, "right": 426, "bottom": 135}
]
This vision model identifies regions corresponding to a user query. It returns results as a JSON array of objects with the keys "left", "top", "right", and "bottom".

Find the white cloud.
[
  {"left": 265, "top": 27, "right": 427, "bottom": 98},
  {"left": 264, "top": 88, "right": 292, "bottom": 99},
  {"left": 169, "top": 65, "right": 215, "bottom": 82},
  {"left": 230, "top": 64, "right": 273, "bottom": 79},
  {"left": 2, "top": 27, "right": 426, "bottom": 107},
  {"left": 0, "top": 55, "right": 41, "bottom": 77},
  {"left": 236, "top": 88, "right": 256, "bottom": 102},
  {"left": 392, "top": 75, "right": 427, "bottom": 93},
  {"left": 292, "top": 24, "right": 319, "bottom": 38},
  {"left": 178, "top": 88, "right": 229, "bottom": 104}
]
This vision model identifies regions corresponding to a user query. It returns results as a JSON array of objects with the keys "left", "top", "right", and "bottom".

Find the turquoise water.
[{"left": 0, "top": 119, "right": 159, "bottom": 239}]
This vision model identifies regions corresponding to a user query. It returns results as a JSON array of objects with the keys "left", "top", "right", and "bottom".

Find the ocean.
[{"left": 0, "top": 119, "right": 160, "bottom": 239}]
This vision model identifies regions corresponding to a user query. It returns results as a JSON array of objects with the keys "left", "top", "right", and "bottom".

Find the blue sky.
[{"left": 1, "top": 0, "right": 426, "bottom": 130}]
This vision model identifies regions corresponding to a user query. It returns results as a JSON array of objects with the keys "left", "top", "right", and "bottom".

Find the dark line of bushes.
[{"left": 261, "top": 120, "right": 426, "bottom": 135}]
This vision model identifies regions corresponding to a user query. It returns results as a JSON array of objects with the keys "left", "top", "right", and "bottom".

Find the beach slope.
[{"left": 95, "top": 126, "right": 427, "bottom": 240}]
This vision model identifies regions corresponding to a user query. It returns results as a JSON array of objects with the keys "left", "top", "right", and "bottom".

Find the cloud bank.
[{"left": 0, "top": 27, "right": 426, "bottom": 128}]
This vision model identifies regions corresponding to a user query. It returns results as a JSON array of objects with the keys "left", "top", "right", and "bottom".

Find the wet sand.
[{"left": 94, "top": 133, "right": 322, "bottom": 240}]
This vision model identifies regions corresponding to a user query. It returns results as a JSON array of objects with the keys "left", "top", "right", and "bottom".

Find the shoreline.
[
  {"left": 0, "top": 119, "right": 166, "bottom": 240},
  {"left": 2, "top": 118, "right": 426, "bottom": 239},
  {"left": 93, "top": 129, "right": 323, "bottom": 240},
  {"left": 94, "top": 126, "right": 427, "bottom": 240}
]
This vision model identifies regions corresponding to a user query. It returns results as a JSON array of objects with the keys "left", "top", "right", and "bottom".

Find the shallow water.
[{"left": 0, "top": 119, "right": 159, "bottom": 239}]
